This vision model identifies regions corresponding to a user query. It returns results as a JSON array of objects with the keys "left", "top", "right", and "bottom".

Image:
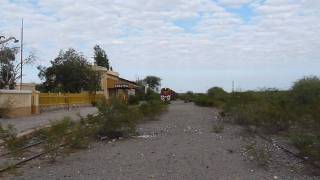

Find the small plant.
[
  {"left": 212, "top": 123, "right": 224, "bottom": 133},
  {"left": 66, "top": 120, "right": 89, "bottom": 149},
  {"left": 243, "top": 139, "right": 270, "bottom": 168},
  {"left": 290, "top": 133, "right": 320, "bottom": 162},
  {"left": 1, "top": 124, "right": 27, "bottom": 153},
  {"left": 43, "top": 117, "right": 72, "bottom": 162}
]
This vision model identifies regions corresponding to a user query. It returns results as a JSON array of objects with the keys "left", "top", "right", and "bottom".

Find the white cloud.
[
  {"left": 217, "top": 0, "right": 253, "bottom": 8},
  {"left": 1, "top": 0, "right": 320, "bottom": 92}
]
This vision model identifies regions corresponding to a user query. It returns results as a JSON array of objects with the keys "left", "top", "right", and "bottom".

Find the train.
[{"left": 160, "top": 88, "right": 177, "bottom": 102}]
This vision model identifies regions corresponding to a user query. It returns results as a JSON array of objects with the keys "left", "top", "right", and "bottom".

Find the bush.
[
  {"left": 193, "top": 94, "right": 214, "bottom": 107},
  {"left": 66, "top": 119, "right": 90, "bottom": 149},
  {"left": 128, "top": 95, "right": 139, "bottom": 105},
  {"left": 145, "top": 89, "right": 160, "bottom": 101},
  {"left": 96, "top": 98, "right": 142, "bottom": 138},
  {"left": 291, "top": 76, "right": 320, "bottom": 106},
  {"left": 290, "top": 133, "right": 320, "bottom": 162},
  {"left": 43, "top": 117, "right": 72, "bottom": 161},
  {"left": 139, "top": 100, "right": 167, "bottom": 119},
  {"left": 207, "top": 87, "right": 228, "bottom": 98}
]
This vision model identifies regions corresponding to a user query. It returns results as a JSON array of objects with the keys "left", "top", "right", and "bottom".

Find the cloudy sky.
[{"left": 1, "top": 0, "right": 320, "bottom": 92}]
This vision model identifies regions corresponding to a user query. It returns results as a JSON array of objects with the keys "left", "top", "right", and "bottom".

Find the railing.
[{"left": 39, "top": 93, "right": 105, "bottom": 107}]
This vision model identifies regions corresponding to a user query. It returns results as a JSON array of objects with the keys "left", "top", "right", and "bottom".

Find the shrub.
[
  {"left": 291, "top": 76, "right": 320, "bottom": 106},
  {"left": 290, "top": 133, "right": 320, "bottom": 162},
  {"left": 43, "top": 117, "right": 72, "bottom": 161},
  {"left": 207, "top": 87, "right": 228, "bottom": 99},
  {"left": 193, "top": 94, "right": 214, "bottom": 107},
  {"left": 244, "top": 139, "right": 270, "bottom": 167},
  {"left": 96, "top": 98, "right": 142, "bottom": 138},
  {"left": 128, "top": 95, "right": 140, "bottom": 105},
  {"left": 145, "top": 89, "right": 160, "bottom": 101},
  {"left": 66, "top": 119, "right": 90, "bottom": 149},
  {"left": 1, "top": 124, "right": 25, "bottom": 153},
  {"left": 139, "top": 100, "right": 167, "bottom": 119}
]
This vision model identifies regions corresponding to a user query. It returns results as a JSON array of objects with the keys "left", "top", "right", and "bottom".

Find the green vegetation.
[
  {"left": 189, "top": 76, "right": 320, "bottom": 164},
  {"left": 37, "top": 48, "right": 101, "bottom": 93},
  {"left": 243, "top": 139, "right": 270, "bottom": 167},
  {"left": 1, "top": 96, "right": 167, "bottom": 162},
  {"left": 143, "top": 76, "right": 161, "bottom": 91},
  {"left": 0, "top": 42, "right": 36, "bottom": 89},
  {"left": 93, "top": 45, "right": 110, "bottom": 69},
  {"left": 95, "top": 98, "right": 142, "bottom": 138},
  {"left": 128, "top": 95, "right": 140, "bottom": 105}
]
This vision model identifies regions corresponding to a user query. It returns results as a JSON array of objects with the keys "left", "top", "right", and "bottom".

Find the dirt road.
[{"left": 10, "top": 101, "right": 318, "bottom": 180}]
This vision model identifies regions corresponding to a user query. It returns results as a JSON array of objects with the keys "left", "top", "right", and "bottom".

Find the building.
[{"left": 93, "top": 65, "right": 137, "bottom": 100}]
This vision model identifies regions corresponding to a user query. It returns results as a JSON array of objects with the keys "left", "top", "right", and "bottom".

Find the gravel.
[{"left": 5, "top": 101, "right": 320, "bottom": 180}]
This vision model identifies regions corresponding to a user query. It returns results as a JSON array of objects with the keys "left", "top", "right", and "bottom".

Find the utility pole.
[
  {"left": 232, "top": 80, "right": 234, "bottom": 93},
  {"left": 20, "top": 18, "right": 23, "bottom": 90}
]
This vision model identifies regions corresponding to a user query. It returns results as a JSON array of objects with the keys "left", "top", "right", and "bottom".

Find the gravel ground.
[
  {"left": 5, "top": 101, "right": 320, "bottom": 180},
  {"left": 0, "top": 107, "right": 97, "bottom": 133}
]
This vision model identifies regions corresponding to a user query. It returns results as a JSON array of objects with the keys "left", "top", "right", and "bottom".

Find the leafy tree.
[
  {"left": 207, "top": 87, "right": 228, "bottom": 98},
  {"left": 93, "top": 45, "right": 109, "bottom": 69},
  {"left": 291, "top": 76, "right": 320, "bottom": 105},
  {"left": 0, "top": 44, "right": 35, "bottom": 89},
  {"left": 37, "top": 48, "right": 101, "bottom": 93},
  {"left": 143, "top": 76, "right": 161, "bottom": 91}
]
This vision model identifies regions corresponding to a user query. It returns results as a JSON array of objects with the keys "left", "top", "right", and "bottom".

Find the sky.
[{"left": 1, "top": 0, "right": 320, "bottom": 92}]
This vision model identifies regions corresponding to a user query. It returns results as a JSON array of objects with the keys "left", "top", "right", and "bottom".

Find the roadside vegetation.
[
  {"left": 0, "top": 93, "right": 167, "bottom": 162},
  {"left": 182, "top": 76, "right": 320, "bottom": 165}
]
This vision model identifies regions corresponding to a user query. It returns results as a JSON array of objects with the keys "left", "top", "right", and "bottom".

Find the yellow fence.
[{"left": 39, "top": 93, "right": 105, "bottom": 107}]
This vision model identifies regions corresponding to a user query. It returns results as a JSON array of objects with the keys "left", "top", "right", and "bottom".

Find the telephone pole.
[
  {"left": 232, "top": 80, "right": 234, "bottom": 93},
  {"left": 20, "top": 18, "right": 23, "bottom": 90}
]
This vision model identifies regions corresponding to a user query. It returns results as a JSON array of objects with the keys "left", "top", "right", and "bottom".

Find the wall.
[{"left": 0, "top": 90, "right": 34, "bottom": 118}]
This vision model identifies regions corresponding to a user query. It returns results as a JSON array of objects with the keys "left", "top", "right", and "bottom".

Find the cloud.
[
  {"left": 217, "top": 0, "right": 253, "bottom": 8},
  {"left": 1, "top": 0, "right": 320, "bottom": 92}
]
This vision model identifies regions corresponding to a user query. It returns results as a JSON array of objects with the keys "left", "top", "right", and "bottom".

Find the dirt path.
[{"left": 8, "top": 101, "right": 319, "bottom": 179}]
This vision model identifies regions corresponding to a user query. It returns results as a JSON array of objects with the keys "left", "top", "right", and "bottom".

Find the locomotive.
[{"left": 160, "top": 88, "right": 177, "bottom": 102}]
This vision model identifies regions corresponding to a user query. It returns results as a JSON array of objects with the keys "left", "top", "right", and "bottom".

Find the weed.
[
  {"left": 290, "top": 133, "right": 320, "bottom": 162},
  {"left": 244, "top": 139, "right": 270, "bottom": 168},
  {"left": 212, "top": 123, "right": 224, "bottom": 133},
  {"left": 139, "top": 100, "right": 167, "bottom": 120},
  {"left": 43, "top": 117, "right": 72, "bottom": 162}
]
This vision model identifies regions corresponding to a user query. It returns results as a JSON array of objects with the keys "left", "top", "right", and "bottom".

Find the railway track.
[{"left": 255, "top": 132, "right": 320, "bottom": 170}]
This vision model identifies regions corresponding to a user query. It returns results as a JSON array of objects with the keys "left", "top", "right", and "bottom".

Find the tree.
[
  {"left": 207, "top": 87, "right": 227, "bottom": 98},
  {"left": 0, "top": 43, "right": 35, "bottom": 89},
  {"left": 37, "top": 48, "right": 101, "bottom": 93},
  {"left": 143, "top": 76, "right": 161, "bottom": 91},
  {"left": 93, "top": 45, "right": 109, "bottom": 69},
  {"left": 291, "top": 76, "right": 320, "bottom": 105}
]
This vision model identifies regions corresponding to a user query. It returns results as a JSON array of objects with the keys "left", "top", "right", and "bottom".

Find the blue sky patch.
[
  {"left": 173, "top": 15, "right": 202, "bottom": 33},
  {"left": 225, "top": 4, "right": 256, "bottom": 23}
]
